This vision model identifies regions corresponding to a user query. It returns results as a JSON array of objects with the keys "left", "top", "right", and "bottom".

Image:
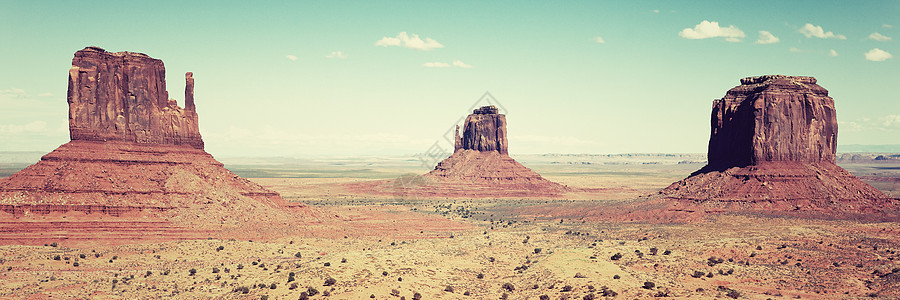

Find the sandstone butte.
[
  {"left": 0, "top": 47, "right": 311, "bottom": 245},
  {"left": 648, "top": 75, "right": 899, "bottom": 220},
  {"left": 348, "top": 105, "right": 568, "bottom": 198}
]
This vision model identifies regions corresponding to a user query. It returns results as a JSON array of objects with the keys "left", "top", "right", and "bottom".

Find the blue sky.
[{"left": 1, "top": 1, "right": 897, "bottom": 157}]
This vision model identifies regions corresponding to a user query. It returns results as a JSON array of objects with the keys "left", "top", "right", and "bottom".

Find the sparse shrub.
[
  {"left": 692, "top": 271, "right": 705, "bottom": 278},
  {"left": 476, "top": 273, "right": 484, "bottom": 279},
  {"left": 382, "top": 271, "right": 388, "bottom": 276},
  {"left": 533, "top": 284, "right": 539, "bottom": 289},
  {"left": 707, "top": 256, "right": 725, "bottom": 266},
  {"left": 654, "top": 290, "right": 671, "bottom": 297},
  {"left": 73, "top": 262, "right": 80, "bottom": 267},
  {"left": 145, "top": 271, "right": 152, "bottom": 277},
  {"left": 663, "top": 250, "right": 671, "bottom": 255},
  {"left": 341, "top": 258, "right": 347, "bottom": 263},
  {"left": 613, "top": 274, "right": 620, "bottom": 279},
  {"left": 463, "top": 291, "right": 470, "bottom": 296},
  {"left": 212, "top": 267, "right": 220, "bottom": 273},
  {"left": 237, "top": 264, "right": 244, "bottom": 269},
  {"left": 269, "top": 283, "right": 277, "bottom": 289},
  {"left": 643, "top": 281, "right": 655, "bottom": 289},
  {"left": 216, "top": 245, "right": 224, "bottom": 251},
  {"left": 601, "top": 288, "right": 618, "bottom": 297},
  {"left": 53, "top": 255, "right": 61, "bottom": 261},
  {"left": 583, "top": 293, "right": 596, "bottom": 300},
  {"left": 413, "top": 292, "right": 422, "bottom": 300},
  {"left": 489, "top": 257, "right": 495, "bottom": 262},
  {"left": 289, "top": 283, "right": 298, "bottom": 290},
  {"left": 502, "top": 282, "right": 515, "bottom": 291},
  {"left": 501, "top": 293, "right": 508, "bottom": 299},
  {"left": 322, "top": 290, "right": 331, "bottom": 296},
  {"left": 189, "top": 268, "right": 197, "bottom": 276},
  {"left": 574, "top": 272, "right": 587, "bottom": 278},
  {"left": 534, "top": 248, "right": 542, "bottom": 254},
  {"left": 298, "top": 292, "right": 309, "bottom": 300},
  {"left": 398, "top": 277, "right": 403, "bottom": 281},
  {"left": 112, "top": 256, "right": 118, "bottom": 260},
  {"left": 260, "top": 296, "right": 268, "bottom": 300},
  {"left": 252, "top": 261, "right": 258, "bottom": 266},
  {"left": 370, "top": 294, "right": 375, "bottom": 298},
  {"left": 540, "top": 295, "right": 550, "bottom": 300},
  {"left": 756, "top": 246, "right": 762, "bottom": 250},
  {"left": 50, "top": 242, "right": 58, "bottom": 247},
  {"left": 112, "top": 279, "right": 118, "bottom": 285},
  {"left": 295, "top": 252, "right": 302, "bottom": 258},
  {"left": 444, "top": 285, "right": 454, "bottom": 293},
  {"left": 324, "top": 277, "right": 336, "bottom": 286},
  {"left": 324, "top": 262, "right": 331, "bottom": 267},
  {"left": 307, "top": 286, "right": 319, "bottom": 296},
  {"left": 562, "top": 285, "right": 573, "bottom": 292},
  {"left": 611, "top": 253, "right": 623, "bottom": 260},
  {"left": 79, "top": 254, "right": 86, "bottom": 259},
  {"left": 391, "top": 289, "right": 400, "bottom": 296},
  {"left": 233, "top": 286, "right": 250, "bottom": 294},
  {"left": 649, "top": 247, "right": 658, "bottom": 255},
  {"left": 288, "top": 272, "right": 296, "bottom": 282}
]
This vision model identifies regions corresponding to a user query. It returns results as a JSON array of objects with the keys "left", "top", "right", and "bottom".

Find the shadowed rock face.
[
  {"left": 67, "top": 46, "right": 203, "bottom": 149},
  {"left": 707, "top": 75, "right": 836, "bottom": 170},
  {"left": 455, "top": 105, "right": 508, "bottom": 154},
  {"left": 655, "top": 75, "right": 896, "bottom": 217}
]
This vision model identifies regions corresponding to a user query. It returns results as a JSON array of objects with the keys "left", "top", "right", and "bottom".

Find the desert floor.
[{"left": 1, "top": 154, "right": 899, "bottom": 299}]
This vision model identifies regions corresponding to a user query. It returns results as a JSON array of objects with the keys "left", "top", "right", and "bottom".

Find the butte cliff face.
[
  {"left": 0, "top": 47, "right": 308, "bottom": 245},
  {"left": 454, "top": 105, "right": 508, "bottom": 154},
  {"left": 706, "top": 75, "right": 836, "bottom": 170},
  {"left": 67, "top": 46, "right": 204, "bottom": 149},
  {"left": 423, "top": 106, "right": 566, "bottom": 197},
  {"left": 658, "top": 75, "right": 896, "bottom": 217}
]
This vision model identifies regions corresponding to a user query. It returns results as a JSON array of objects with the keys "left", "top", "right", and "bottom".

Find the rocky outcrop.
[
  {"left": 457, "top": 105, "right": 508, "bottom": 154},
  {"left": 706, "top": 75, "right": 836, "bottom": 170},
  {"left": 0, "top": 47, "right": 310, "bottom": 245},
  {"left": 67, "top": 47, "right": 203, "bottom": 149},
  {"left": 656, "top": 75, "right": 897, "bottom": 218}
]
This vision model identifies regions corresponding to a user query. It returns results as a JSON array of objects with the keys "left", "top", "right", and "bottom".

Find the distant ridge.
[{"left": 838, "top": 144, "right": 900, "bottom": 153}]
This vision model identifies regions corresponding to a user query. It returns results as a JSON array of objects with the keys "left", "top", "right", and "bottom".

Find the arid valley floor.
[{"left": 1, "top": 153, "right": 898, "bottom": 299}]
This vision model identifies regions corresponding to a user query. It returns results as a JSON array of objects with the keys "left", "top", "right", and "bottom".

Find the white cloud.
[
  {"left": 326, "top": 51, "right": 347, "bottom": 59},
  {"left": 286, "top": 55, "right": 298, "bottom": 61},
  {"left": 865, "top": 48, "right": 893, "bottom": 61},
  {"left": 452, "top": 60, "right": 473, "bottom": 68},
  {"left": 423, "top": 60, "right": 472, "bottom": 68},
  {"left": 884, "top": 24, "right": 894, "bottom": 29},
  {"left": 869, "top": 32, "right": 892, "bottom": 41},
  {"left": 884, "top": 115, "right": 900, "bottom": 127},
  {"left": 828, "top": 49, "right": 838, "bottom": 57},
  {"left": 652, "top": 9, "right": 660, "bottom": 13},
  {"left": 0, "top": 87, "right": 27, "bottom": 98},
  {"left": 789, "top": 47, "right": 805, "bottom": 53},
  {"left": 755, "top": 31, "right": 780, "bottom": 44},
  {"left": 678, "top": 20, "right": 745, "bottom": 42},
  {"left": 594, "top": 36, "right": 605, "bottom": 43},
  {"left": 37, "top": 92, "right": 53, "bottom": 97},
  {"left": 0, "top": 121, "right": 48, "bottom": 134},
  {"left": 422, "top": 62, "right": 450, "bottom": 68},
  {"left": 375, "top": 32, "right": 444, "bottom": 51},
  {"left": 798, "top": 23, "right": 846, "bottom": 39}
]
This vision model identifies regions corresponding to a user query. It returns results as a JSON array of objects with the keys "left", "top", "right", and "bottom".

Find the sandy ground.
[{"left": 1, "top": 158, "right": 899, "bottom": 298}]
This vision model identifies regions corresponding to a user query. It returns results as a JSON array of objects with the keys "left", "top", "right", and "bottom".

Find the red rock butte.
[
  {"left": 349, "top": 105, "right": 567, "bottom": 198},
  {"left": 0, "top": 47, "right": 310, "bottom": 245},
  {"left": 656, "top": 75, "right": 898, "bottom": 217}
]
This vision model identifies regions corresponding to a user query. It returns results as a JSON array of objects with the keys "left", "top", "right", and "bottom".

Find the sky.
[{"left": 1, "top": 1, "right": 898, "bottom": 158}]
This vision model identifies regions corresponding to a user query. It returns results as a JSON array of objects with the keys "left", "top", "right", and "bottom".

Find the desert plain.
[{"left": 1, "top": 153, "right": 898, "bottom": 299}]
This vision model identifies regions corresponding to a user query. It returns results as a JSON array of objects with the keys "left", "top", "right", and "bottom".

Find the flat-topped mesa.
[
  {"left": 454, "top": 105, "right": 508, "bottom": 154},
  {"left": 67, "top": 46, "right": 204, "bottom": 149},
  {"left": 706, "top": 75, "right": 836, "bottom": 171}
]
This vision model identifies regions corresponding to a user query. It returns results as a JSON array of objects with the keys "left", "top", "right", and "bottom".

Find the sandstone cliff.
[
  {"left": 457, "top": 105, "right": 508, "bottom": 154},
  {"left": 67, "top": 47, "right": 204, "bottom": 149},
  {"left": 706, "top": 75, "right": 836, "bottom": 170},
  {"left": 657, "top": 75, "right": 896, "bottom": 216}
]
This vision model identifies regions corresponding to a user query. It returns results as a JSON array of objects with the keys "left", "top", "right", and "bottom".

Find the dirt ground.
[{"left": 1, "top": 155, "right": 899, "bottom": 299}]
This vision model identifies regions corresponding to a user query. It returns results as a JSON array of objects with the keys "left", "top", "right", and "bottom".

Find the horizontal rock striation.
[
  {"left": 655, "top": 75, "right": 897, "bottom": 218},
  {"left": 707, "top": 75, "right": 836, "bottom": 170},
  {"left": 68, "top": 47, "right": 203, "bottom": 149},
  {"left": 455, "top": 105, "right": 508, "bottom": 154}
]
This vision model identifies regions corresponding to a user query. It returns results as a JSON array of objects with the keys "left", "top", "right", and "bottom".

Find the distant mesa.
[
  {"left": 0, "top": 47, "right": 309, "bottom": 245},
  {"left": 655, "top": 75, "right": 898, "bottom": 218}
]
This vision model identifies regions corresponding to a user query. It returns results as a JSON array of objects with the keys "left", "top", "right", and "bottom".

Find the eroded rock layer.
[
  {"left": 0, "top": 47, "right": 310, "bottom": 245},
  {"left": 707, "top": 75, "right": 836, "bottom": 170},
  {"left": 68, "top": 47, "right": 203, "bottom": 149},
  {"left": 455, "top": 105, "right": 508, "bottom": 154},
  {"left": 655, "top": 75, "right": 897, "bottom": 218}
]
